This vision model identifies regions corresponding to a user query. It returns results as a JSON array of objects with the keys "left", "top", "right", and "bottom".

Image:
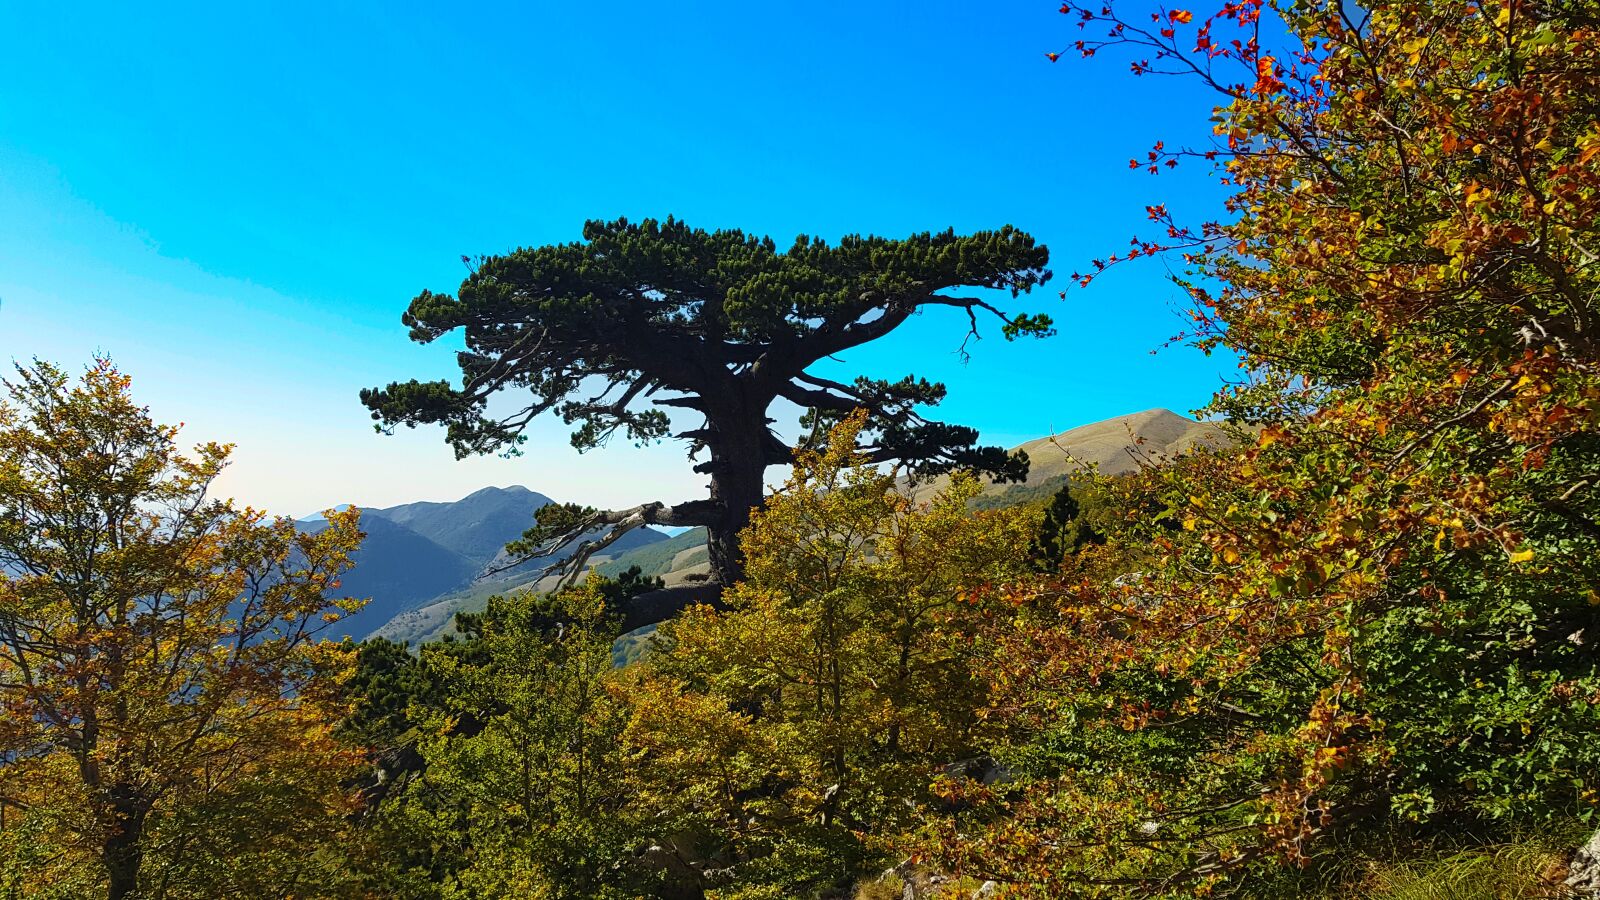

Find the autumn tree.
[
  {"left": 625, "top": 413, "right": 1041, "bottom": 897},
  {"left": 0, "top": 360, "right": 366, "bottom": 899},
  {"left": 926, "top": 0, "right": 1600, "bottom": 895},
  {"left": 360, "top": 217, "right": 1052, "bottom": 617}
]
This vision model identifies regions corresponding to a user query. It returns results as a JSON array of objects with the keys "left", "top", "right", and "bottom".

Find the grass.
[
  {"left": 1336, "top": 842, "right": 1576, "bottom": 900},
  {"left": 882, "top": 833, "right": 1587, "bottom": 900}
]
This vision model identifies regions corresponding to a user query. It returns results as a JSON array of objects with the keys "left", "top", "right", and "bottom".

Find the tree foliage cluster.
[
  {"left": 0, "top": 361, "right": 366, "bottom": 899},
  {"left": 919, "top": 0, "right": 1600, "bottom": 894},
  {"left": 332, "top": 414, "right": 1045, "bottom": 898}
]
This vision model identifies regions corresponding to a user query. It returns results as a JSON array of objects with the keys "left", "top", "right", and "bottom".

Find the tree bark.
[
  {"left": 615, "top": 582, "right": 727, "bottom": 634},
  {"left": 102, "top": 785, "right": 148, "bottom": 900},
  {"left": 698, "top": 385, "right": 778, "bottom": 588}
]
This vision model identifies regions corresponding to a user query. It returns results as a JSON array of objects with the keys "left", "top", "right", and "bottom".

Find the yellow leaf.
[{"left": 1509, "top": 548, "right": 1534, "bottom": 564}]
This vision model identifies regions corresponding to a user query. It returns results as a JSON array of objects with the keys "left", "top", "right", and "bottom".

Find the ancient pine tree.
[{"left": 361, "top": 217, "right": 1052, "bottom": 622}]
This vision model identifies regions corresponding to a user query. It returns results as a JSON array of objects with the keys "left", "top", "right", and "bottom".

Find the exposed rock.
[
  {"left": 942, "top": 756, "right": 1013, "bottom": 786},
  {"left": 879, "top": 861, "right": 954, "bottom": 900},
  {"left": 1568, "top": 827, "right": 1600, "bottom": 896},
  {"left": 868, "top": 860, "right": 994, "bottom": 899}
]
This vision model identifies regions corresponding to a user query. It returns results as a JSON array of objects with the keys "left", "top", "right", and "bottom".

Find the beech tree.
[
  {"left": 361, "top": 217, "right": 1052, "bottom": 606},
  {"left": 0, "top": 360, "right": 365, "bottom": 898},
  {"left": 924, "top": 0, "right": 1600, "bottom": 894}
]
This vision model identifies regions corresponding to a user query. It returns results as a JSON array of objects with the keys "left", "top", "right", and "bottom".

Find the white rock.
[{"left": 1568, "top": 827, "right": 1600, "bottom": 896}]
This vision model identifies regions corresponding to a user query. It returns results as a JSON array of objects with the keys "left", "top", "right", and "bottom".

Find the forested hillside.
[{"left": 299, "top": 486, "right": 667, "bottom": 641}]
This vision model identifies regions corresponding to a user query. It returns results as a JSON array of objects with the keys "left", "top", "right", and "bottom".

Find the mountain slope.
[
  {"left": 370, "top": 485, "right": 554, "bottom": 568},
  {"left": 372, "top": 484, "right": 665, "bottom": 575},
  {"left": 595, "top": 528, "right": 709, "bottom": 581},
  {"left": 1011, "top": 408, "right": 1231, "bottom": 482},
  {"left": 302, "top": 485, "right": 667, "bottom": 643},
  {"left": 299, "top": 514, "right": 479, "bottom": 642},
  {"left": 911, "top": 408, "right": 1229, "bottom": 502},
  {"left": 370, "top": 527, "right": 703, "bottom": 647}
]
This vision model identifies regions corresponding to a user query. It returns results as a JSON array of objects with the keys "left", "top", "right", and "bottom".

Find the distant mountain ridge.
[
  {"left": 371, "top": 485, "right": 555, "bottom": 567},
  {"left": 300, "top": 486, "right": 666, "bottom": 641},
  {"left": 363, "top": 410, "right": 1235, "bottom": 646}
]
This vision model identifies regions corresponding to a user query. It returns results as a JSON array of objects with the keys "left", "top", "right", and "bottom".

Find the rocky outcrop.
[
  {"left": 1568, "top": 827, "right": 1600, "bottom": 896},
  {"left": 864, "top": 862, "right": 998, "bottom": 900}
]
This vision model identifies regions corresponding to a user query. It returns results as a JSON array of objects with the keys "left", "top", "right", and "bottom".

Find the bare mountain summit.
[
  {"left": 910, "top": 408, "right": 1232, "bottom": 504},
  {"left": 1011, "top": 408, "right": 1231, "bottom": 483}
]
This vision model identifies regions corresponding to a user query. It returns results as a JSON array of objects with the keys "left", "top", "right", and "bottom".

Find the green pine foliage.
[{"left": 1028, "top": 481, "right": 1106, "bottom": 569}]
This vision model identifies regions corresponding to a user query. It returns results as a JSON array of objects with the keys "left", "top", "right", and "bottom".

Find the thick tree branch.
[
  {"left": 487, "top": 498, "right": 720, "bottom": 586},
  {"left": 615, "top": 582, "right": 727, "bottom": 634},
  {"left": 775, "top": 381, "right": 861, "bottom": 413},
  {"left": 796, "top": 299, "right": 920, "bottom": 361}
]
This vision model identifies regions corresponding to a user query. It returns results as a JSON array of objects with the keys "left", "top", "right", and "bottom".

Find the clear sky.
[{"left": 0, "top": 1, "right": 1234, "bottom": 517}]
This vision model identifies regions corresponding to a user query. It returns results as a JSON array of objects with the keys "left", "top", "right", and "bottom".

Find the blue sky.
[{"left": 0, "top": 1, "right": 1234, "bottom": 516}]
